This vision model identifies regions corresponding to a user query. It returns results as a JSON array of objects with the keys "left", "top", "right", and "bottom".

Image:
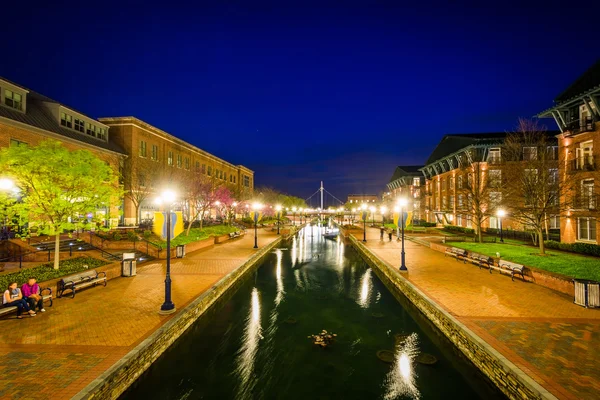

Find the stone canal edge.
[
  {"left": 347, "top": 235, "right": 557, "bottom": 400},
  {"left": 73, "top": 235, "right": 284, "bottom": 400}
]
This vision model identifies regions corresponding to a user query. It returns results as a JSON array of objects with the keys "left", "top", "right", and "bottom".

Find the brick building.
[
  {"left": 0, "top": 77, "right": 126, "bottom": 226},
  {"left": 347, "top": 194, "right": 378, "bottom": 205},
  {"left": 386, "top": 166, "right": 425, "bottom": 221},
  {"left": 99, "top": 117, "right": 254, "bottom": 225},
  {"left": 539, "top": 60, "right": 600, "bottom": 244}
]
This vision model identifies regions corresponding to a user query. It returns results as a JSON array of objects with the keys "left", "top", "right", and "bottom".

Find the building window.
[
  {"left": 413, "top": 177, "right": 420, "bottom": 187},
  {"left": 458, "top": 194, "right": 463, "bottom": 207},
  {"left": 523, "top": 146, "right": 537, "bottom": 161},
  {"left": 177, "top": 154, "right": 182, "bottom": 168},
  {"left": 457, "top": 176, "right": 463, "bottom": 189},
  {"left": 151, "top": 145, "right": 158, "bottom": 161},
  {"left": 490, "top": 192, "right": 502, "bottom": 206},
  {"left": 243, "top": 175, "right": 250, "bottom": 187},
  {"left": 549, "top": 215, "right": 560, "bottom": 229},
  {"left": 195, "top": 161, "right": 200, "bottom": 172},
  {"left": 202, "top": 164, "right": 206, "bottom": 174},
  {"left": 449, "top": 195, "right": 454, "bottom": 208},
  {"left": 4, "top": 90, "right": 22, "bottom": 110},
  {"left": 488, "top": 148, "right": 501, "bottom": 164},
  {"left": 441, "top": 179, "right": 447, "bottom": 191},
  {"left": 488, "top": 170, "right": 501, "bottom": 188},
  {"left": 60, "top": 112, "right": 72, "bottom": 128},
  {"left": 97, "top": 128, "right": 106, "bottom": 140},
  {"left": 577, "top": 217, "right": 596, "bottom": 241},
  {"left": 86, "top": 123, "right": 95, "bottom": 136},
  {"left": 547, "top": 146, "right": 558, "bottom": 160},
  {"left": 223, "top": 172, "right": 227, "bottom": 181},
  {"left": 168, "top": 151, "right": 173, "bottom": 166},
  {"left": 207, "top": 166, "right": 212, "bottom": 176},
  {"left": 10, "top": 138, "right": 27, "bottom": 146},
  {"left": 139, "top": 141, "right": 147, "bottom": 157},
  {"left": 456, "top": 214, "right": 462, "bottom": 226},
  {"left": 139, "top": 174, "right": 146, "bottom": 188},
  {"left": 185, "top": 157, "right": 190, "bottom": 170},
  {"left": 489, "top": 216, "right": 498, "bottom": 229},
  {"left": 74, "top": 118, "right": 85, "bottom": 133}
]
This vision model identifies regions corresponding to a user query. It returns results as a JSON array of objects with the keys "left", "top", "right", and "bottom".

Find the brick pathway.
[
  {"left": 357, "top": 228, "right": 600, "bottom": 400},
  {"left": 0, "top": 229, "right": 279, "bottom": 400}
]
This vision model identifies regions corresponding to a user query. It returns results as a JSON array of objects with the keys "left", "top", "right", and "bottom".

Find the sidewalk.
[
  {"left": 0, "top": 229, "right": 279, "bottom": 400},
  {"left": 356, "top": 227, "right": 600, "bottom": 400}
]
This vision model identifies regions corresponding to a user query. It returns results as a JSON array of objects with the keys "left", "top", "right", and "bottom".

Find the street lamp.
[
  {"left": 275, "top": 205, "right": 282, "bottom": 235},
  {"left": 497, "top": 209, "right": 506, "bottom": 243},
  {"left": 369, "top": 206, "right": 376, "bottom": 226},
  {"left": 361, "top": 203, "right": 368, "bottom": 242},
  {"left": 380, "top": 206, "right": 388, "bottom": 225},
  {"left": 252, "top": 202, "right": 263, "bottom": 248},
  {"left": 398, "top": 198, "right": 408, "bottom": 271},
  {"left": 292, "top": 207, "right": 297, "bottom": 226},
  {"left": 156, "top": 189, "right": 177, "bottom": 314}
]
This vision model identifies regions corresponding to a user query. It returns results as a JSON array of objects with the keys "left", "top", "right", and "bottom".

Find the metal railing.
[
  {"left": 572, "top": 194, "right": 598, "bottom": 210},
  {"left": 565, "top": 116, "right": 595, "bottom": 134},
  {"left": 569, "top": 156, "right": 597, "bottom": 172}
]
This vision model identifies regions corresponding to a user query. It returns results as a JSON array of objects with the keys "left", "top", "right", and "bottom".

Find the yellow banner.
[
  {"left": 153, "top": 211, "right": 184, "bottom": 240},
  {"left": 393, "top": 212, "right": 399, "bottom": 227},
  {"left": 250, "top": 211, "right": 263, "bottom": 223},
  {"left": 393, "top": 211, "right": 413, "bottom": 228}
]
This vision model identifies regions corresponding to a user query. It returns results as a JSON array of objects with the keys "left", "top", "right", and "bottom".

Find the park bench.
[
  {"left": 442, "top": 236, "right": 467, "bottom": 243},
  {"left": 0, "top": 288, "right": 53, "bottom": 318},
  {"left": 468, "top": 253, "right": 493, "bottom": 270},
  {"left": 57, "top": 270, "right": 107, "bottom": 298},
  {"left": 490, "top": 260, "right": 526, "bottom": 281},
  {"left": 411, "top": 227, "right": 427, "bottom": 234},
  {"left": 444, "top": 247, "right": 468, "bottom": 262},
  {"left": 228, "top": 230, "right": 245, "bottom": 239}
]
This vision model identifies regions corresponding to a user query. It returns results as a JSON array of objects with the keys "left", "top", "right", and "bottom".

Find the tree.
[
  {"left": 122, "top": 155, "right": 162, "bottom": 225},
  {"left": 181, "top": 175, "right": 232, "bottom": 235},
  {"left": 0, "top": 140, "right": 121, "bottom": 269},
  {"left": 502, "top": 119, "right": 563, "bottom": 255}
]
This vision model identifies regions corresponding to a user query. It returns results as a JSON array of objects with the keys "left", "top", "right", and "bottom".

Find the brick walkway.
[
  {"left": 0, "top": 229, "right": 279, "bottom": 400},
  {"left": 357, "top": 227, "right": 600, "bottom": 400}
]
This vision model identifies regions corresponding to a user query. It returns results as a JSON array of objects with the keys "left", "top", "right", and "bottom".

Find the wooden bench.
[
  {"left": 228, "top": 230, "right": 245, "bottom": 239},
  {"left": 0, "top": 288, "right": 53, "bottom": 318},
  {"left": 468, "top": 253, "right": 493, "bottom": 270},
  {"left": 444, "top": 247, "right": 467, "bottom": 262},
  {"left": 490, "top": 260, "right": 525, "bottom": 281},
  {"left": 411, "top": 227, "right": 427, "bottom": 233},
  {"left": 57, "top": 270, "right": 107, "bottom": 298}
]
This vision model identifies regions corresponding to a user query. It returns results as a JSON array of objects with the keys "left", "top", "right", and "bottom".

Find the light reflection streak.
[
  {"left": 290, "top": 236, "right": 297, "bottom": 267},
  {"left": 357, "top": 269, "right": 372, "bottom": 308},
  {"left": 274, "top": 250, "right": 284, "bottom": 306},
  {"left": 234, "top": 288, "right": 262, "bottom": 399},
  {"left": 382, "top": 333, "right": 421, "bottom": 400}
]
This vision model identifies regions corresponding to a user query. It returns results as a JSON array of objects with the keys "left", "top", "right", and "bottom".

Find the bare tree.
[
  {"left": 181, "top": 174, "right": 230, "bottom": 235},
  {"left": 122, "top": 156, "right": 162, "bottom": 225},
  {"left": 502, "top": 119, "right": 564, "bottom": 254}
]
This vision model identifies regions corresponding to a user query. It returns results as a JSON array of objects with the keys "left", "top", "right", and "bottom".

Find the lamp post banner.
[
  {"left": 250, "top": 211, "right": 263, "bottom": 223},
  {"left": 361, "top": 211, "right": 368, "bottom": 221},
  {"left": 393, "top": 211, "right": 413, "bottom": 228},
  {"left": 154, "top": 211, "right": 184, "bottom": 240}
]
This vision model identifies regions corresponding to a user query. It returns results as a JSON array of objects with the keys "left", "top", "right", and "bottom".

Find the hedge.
[
  {"left": 544, "top": 240, "right": 600, "bottom": 257},
  {"left": 443, "top": 225, "right": 475, "bottom": 234},
  {"left": 0, "top": 257, "right": 109, "bottom": 291}
]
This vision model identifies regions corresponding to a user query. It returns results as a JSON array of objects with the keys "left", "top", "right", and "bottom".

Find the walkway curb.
[
  {"left": 348, "top": 235, "right": 558, "bottom": 400},
  {"left": 73, "top": 236, "right": 283, "bottom": 400}
]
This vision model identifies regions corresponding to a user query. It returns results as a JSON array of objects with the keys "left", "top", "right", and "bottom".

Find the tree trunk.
[
  {"left": 135, "top": 204, "right": 140, "bottom": 226},
  {"left": 538, "top": 229, "right": 545, "bottom": 255},
  {"left": 477, "top": 219, "right": 483, "bottom": 243},
  {"left": 54, "top": 232, "right": 60, "bottom": 270}
]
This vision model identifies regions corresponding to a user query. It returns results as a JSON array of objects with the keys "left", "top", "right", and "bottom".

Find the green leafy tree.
[{"left": 0, "top": 140, "right": 122, "bottom": 269}]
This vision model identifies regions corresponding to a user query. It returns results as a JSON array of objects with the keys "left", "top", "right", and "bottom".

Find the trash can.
[
  {"left": 122, "top": 252, "right": 137, "bottom": 277},
  {"left": 574, "top": 279, "right": 600, "bottom": 308},
  {"left": 176, "top": 245, "right": 186, "bottom": 258}
]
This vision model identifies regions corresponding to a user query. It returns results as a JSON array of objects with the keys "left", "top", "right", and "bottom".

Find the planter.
[{"left": 214, "top": 234, "right": 231, "bottom": 244}]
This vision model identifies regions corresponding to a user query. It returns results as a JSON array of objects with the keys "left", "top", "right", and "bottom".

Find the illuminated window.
[
  {"left": 168, "top": 151, "right": 173, "bottom": 166},
  {"left": 139, "top": 141, "right": 147, "bottom": 157},
  {"left": 74, "top": 118, "right": 85, "bottom": 133},
  {"left": 60, "top": 112, "right": 72, "bottom": 128},
  {"left": 4, "top": 90, "right": 22, "bottom": 110}
]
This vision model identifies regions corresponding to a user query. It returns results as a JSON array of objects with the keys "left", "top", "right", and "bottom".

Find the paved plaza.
[
  {"left": 356, "top": 227, "right": 600, "bottom": 400},
  {"left": 0, "top": 230, "right": 279, "bottom": 400}
]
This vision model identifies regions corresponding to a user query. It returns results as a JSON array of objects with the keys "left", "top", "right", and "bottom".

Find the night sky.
[{"left": 2, "top": 1, "right": 597, "bottom": 207}]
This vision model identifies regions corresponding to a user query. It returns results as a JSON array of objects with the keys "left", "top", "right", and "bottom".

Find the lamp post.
[
  {"left": 380, "top": 206, "right": 387, "bottom": 225},
  {"left": 398, "top": 198, "right": 408, "bottom": 271},
  {"left": 275, "top": 205, "right": 282, "bottom": 235},
  {"left": 351, "top": 208, "right": 356, "bottom": 225},
  {"left": 369, "top": 206, "right": 376, "bottom": 226},
  {"left": 497, "top": 209, "right": 505, "bottom": 243},
  {"left": 252, "top": 203, "right": 262, "bottom": 248},
  {"left": 361, "top": 203, "right": 367, "bottom": 242},
  {"left": 156, "top": 189, "right": 177, "bottom": 314},
  {"left": 292, "top": 207, "right": 297, "bottom": 226}
]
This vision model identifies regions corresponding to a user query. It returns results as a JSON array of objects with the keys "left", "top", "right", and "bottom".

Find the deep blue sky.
[{"left": 2, "top": 1, "right": 597, "bottom": 206}]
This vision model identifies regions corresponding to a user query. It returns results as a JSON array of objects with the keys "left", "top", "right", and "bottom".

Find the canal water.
[{"left": 122, "top": 226, "right": 504, "bottom": 400}]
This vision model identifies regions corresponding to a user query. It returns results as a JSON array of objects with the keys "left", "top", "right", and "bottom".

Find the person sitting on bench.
[
  {"left": 3, "top": 282, "right": 36, "bottom": 319},
  {"left": 21, "top": 277, "right": 45, "bottom": 313}
]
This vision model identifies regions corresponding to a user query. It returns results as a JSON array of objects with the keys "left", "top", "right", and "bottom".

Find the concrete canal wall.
[{"left": 347, "top": 235, "right": 557, "bottom": 400}]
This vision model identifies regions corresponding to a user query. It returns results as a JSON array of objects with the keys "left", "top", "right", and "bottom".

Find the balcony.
[
  {"left": 565, "top": 116, "right": 596, "bottom": 135},
  {"left": 572, "top": 194, "right": 598, "bottom": 210},
  {"left": 569, "top": 156, "right": 597, "bottom": 172}
]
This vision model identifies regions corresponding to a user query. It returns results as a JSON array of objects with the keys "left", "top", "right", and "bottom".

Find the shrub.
[
  {"left": 443, "top": 225, "right": 475, "bottom": 234},
  {"left": 0, "top": 257, "right": 109, "bottom": 290},
  {"left": 127, "top": 230, "right": 138, "bottom": 242},
  {"left": 544, "top": 240, "right": 600, "bottom": 257},
  {"left": 143, "top": 230, "right": 152, "bottom": 240},
  {"left": 113, "top": 232, "right": 122, "bottom": 241}
]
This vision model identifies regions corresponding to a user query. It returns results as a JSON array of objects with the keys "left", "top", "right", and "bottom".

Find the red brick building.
[{"left": 386, "top": 166, "right": 425, "bottom": 222}]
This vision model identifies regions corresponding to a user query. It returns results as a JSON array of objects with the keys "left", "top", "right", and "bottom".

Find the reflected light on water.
[
  {"left": 357, "top": 269, "right": 372, "bottom": 308},
  {"left": 274, "top": 250, "right": 284, "bottom": 306},
  {"left": 290, "top": 236, "right": 297, "bottom": 267},
  {"left": 383, "top": 333, "right": 420, "bottom": 400},
  {"left": 235, "top": 287, "right": 262, "bottom": 399}
]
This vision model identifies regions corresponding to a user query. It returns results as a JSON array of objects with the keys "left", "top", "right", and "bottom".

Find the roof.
[
  {"left": 388, "top": 165, "right": 424, "bottom": 183},
  {"left": 555, "top": 59, "right": 600, "bottom": 104},
  {"left": 0, "top": 77, "right": 126, "bottom": 155},
  {"left": 425, "top": 133, "right": 508, "bottom": 165}
]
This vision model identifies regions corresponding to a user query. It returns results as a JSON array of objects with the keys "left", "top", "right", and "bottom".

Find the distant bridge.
[{"left": 305, "top": 181, "right": 344, "bottom": 210}]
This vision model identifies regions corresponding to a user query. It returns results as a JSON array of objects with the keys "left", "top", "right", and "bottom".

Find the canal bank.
[{"left": 73, "top": 231, "right": 289, "bottom": 400}]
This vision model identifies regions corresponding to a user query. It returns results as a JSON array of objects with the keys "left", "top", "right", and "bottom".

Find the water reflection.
[
  {"left": 274, "top": 250, "right": 285, "bottom": 306},
  {"left": 234, "top": 287, "right": 262, "bottom": 399},
  {"left": 357, "top": 269, "right": 372, "bottom": 308},
  {"left": 383, "top": 333, "right": 421, "bottom": 400}
]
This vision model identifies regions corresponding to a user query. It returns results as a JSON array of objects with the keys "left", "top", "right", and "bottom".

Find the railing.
[
  {"left": 572, "top": 194, "right": 598, "bottom": 210},
  {"left": 565, "top": 116, "right": 595, "bottom": 135},
  {"left": 569, "top": 155, "right": 597, "bottom": 172}
]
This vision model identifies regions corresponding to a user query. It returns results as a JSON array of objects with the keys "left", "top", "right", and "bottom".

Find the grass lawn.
[
  {"left": 446, "top": 241, "right": 600, "bottom": 281},
  {"left": 167, "top": 225, "right": 239, "bottom": 246}
]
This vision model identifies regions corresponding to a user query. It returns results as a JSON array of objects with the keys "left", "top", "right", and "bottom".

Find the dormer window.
[
  {"left": 74, "top": 118, "right": 85, "bottom": 133},
  {"left": 60, "top": 112, "right": 72, "bottom": 128},
  {"left": 4, "top": 90, "right": 23, "bottom": 110},
  {"left": 59, "top": 109, "right": 107, "bottom": 141}
]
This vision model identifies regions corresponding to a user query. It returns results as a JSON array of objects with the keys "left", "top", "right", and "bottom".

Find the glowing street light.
[
  {"left": 156, "top": 189, "right": 177, "bottom": 314},
  {"left": 361, "top": 203, "right": 368, "bottom": 242},
  {"left": 397, "top": 198, "right": 408, "bottom": 271},
  {"left": 369, "top": 205, "right": 376, "bottom": 226},
  {"left": 497, "top": 209, "right": 506, "bottom": 243}
]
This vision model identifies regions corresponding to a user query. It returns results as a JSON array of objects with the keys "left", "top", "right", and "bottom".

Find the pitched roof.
[
  {"left": 425, "top": 133, "right": 508, "bottom": 165},
  {"left": 388, "top": 165, "right": 424, "bottom": 183},
  {"left": 0, "top": 77, "right": 126, "bottom": 155},
  {"left": 555, "top": 59, "right": 600, "bottom": 104}
]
